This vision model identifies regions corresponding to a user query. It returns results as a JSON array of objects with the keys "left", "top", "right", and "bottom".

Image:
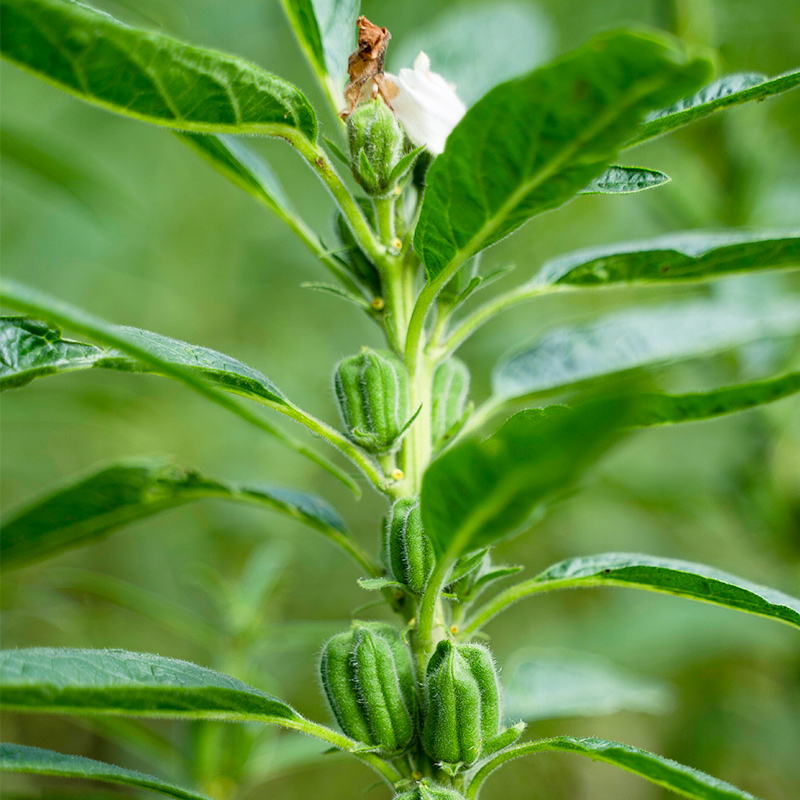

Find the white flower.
[{"left": 385, "top": 52, "right": 466, "bottom": 156}]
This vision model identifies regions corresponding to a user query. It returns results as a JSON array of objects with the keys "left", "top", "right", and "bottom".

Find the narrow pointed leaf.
[
  {"left": 0, "top": 0, "right": 317, "bottom": 141},
  {"left": 492, "top": 299, "right": 800, "bottom": 403},
  {"left": 1, "top": 316, "right": 286, "bottom": 406},
  {"left": 630, "top": 70, "right": 800, "bottom": 147},
  {"left": 0, "top": 284, "right": 358, "bottom": 492},
  {"left": 469, "top": 554, "right": 800, "bottom": 635},
  {"left": 470, "top": 736, "right": 759, "bottom": 800},
  {"left": 0, "top": 743, "right": 212, "bottom": 800},
  {"left": 414, "top": 31, "right": 711, "bottom": 281},
  {"left": 581, "top": 166, "right": 670, "bottom": 194},
  {"left": 420, "top": 400, "right": 630, "bottom": 559},
  {"left": 0, "top": 648, "right": 304, "bottom": 723},
  {"left": 503, "top": 650, "right": 674, "bottom": 722},
  {"left": 620, "top": 372, "right": 800, "bottom": 426},
  {"left": 391, "top": 2, "right": 555, "bottom": 106},
  {"left": 535, "top": 230, "right": 800, "bottom": 287},
  {"left": 1, "top": 457, "right": 348, "bottom": 571}
]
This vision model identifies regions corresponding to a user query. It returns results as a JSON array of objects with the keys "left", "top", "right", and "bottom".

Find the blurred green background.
[{"left": 2, "top": 0, "right": 799, "bottom": 798}]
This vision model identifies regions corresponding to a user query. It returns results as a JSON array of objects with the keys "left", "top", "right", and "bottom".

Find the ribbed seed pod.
[
  {"left": 319, "top": 622, "right": 416, "bottom": 754},
  {"left": 422, "top": 640, "right": 501, "bottom": 766},
  {"left": 334, "top": 349, "right": 408, "bottom": 453},
  {"left": 395, "top": 781, "right": 467, "bottom": 800},
  {"left": 382, "top": 497, "right": 435, "bottom": 594},
  {"left": 430, "top": 358, "right": 470, "bottom": 450},
  {"left": 347, "top": 99, "right": 404, "bottom": 196}
]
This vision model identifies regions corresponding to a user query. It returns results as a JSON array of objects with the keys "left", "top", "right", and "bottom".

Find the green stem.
[
  {"left": 288, "top": 133, "right": 389, "bottom": 270},
  {"left": 461, "top": 577, "right": 578, "bottom": 637}
]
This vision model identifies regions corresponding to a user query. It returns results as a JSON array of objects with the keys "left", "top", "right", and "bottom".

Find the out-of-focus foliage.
[{"left": 1, "top": 0, "right": 798, "bottom": 798}]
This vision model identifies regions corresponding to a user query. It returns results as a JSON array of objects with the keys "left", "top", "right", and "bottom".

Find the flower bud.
[
  {"left": 320, "top": 622, "right": 416, "bottom": 754},
  {"left": 334, "top": 348, "right": 409, "bottom": 453},
  {"left": 347, "top": 99, "right": 405, "bottom": 196},
  {"left": 395, "top": 781, "right": 467, "bottom": 800},
  {"left": 422, "top": 640, "right": 501, "bottom": 767},
  {"left": 430, "top": 358, "right": 470, "bottom": 450},
  {"left": 382, "top": 497, "right": 435, "bottom": 594}
]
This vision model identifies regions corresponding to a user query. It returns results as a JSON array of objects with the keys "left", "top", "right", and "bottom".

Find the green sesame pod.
[
  {"left": 347, "top": 99, "right": 404, "bottom": 196},
  {"left": 394, "top": 781, "right": 467, "bottom": 800},
  {"left": 422, "top": 640, "right": 502, "bottom": 767},
  {"left": 319, "top": 622, "right": 416, "bottom": 754},
  {"left": 334, "top": 349, "right": 408, "bottom": 453},
  {"left": 382, "top": 497, "right": 435, "bottom": 594},
  {"left": 430, "top": 359, "right": 470, "bottom": 450}
]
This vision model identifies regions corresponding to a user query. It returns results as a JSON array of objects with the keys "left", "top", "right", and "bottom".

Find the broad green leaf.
[
  {"left": 470, "top": 736, "right": 758, "bottom": 800},
  {"left": 391, "top": 2, "right": 555, "bottom": 106},
  {"left": 1, "top": 457, "right": 348, "bottom": 571},
  {"left": 1, "top": 316, "right": 286, "bottom": 406},
  {"left": 503, "top": 650, "right": 674, "bottom": 722},
  {"left": 0, "top": 648, "right": 303, "bottom": 724},
  {"left": 535, "top": 230, "right": 800, "bottom": 287},
  {"left": 0, "top": 0, "right": 317, "bottom": 141},
  {"left": 414, "top": 30, "right": 711, "bottom": 281},
  {"left": 420, "top": 400, "right": 629, "bottom": 559},
  {"left": 630, "top": 70, "right": 800, "bottom": 147},
  {"left": 0, "top": 743, "right": 212, "bottom": 800},
  {"left": 622, "top": 373, "right": 800, "bottom": 427},
  {"left": 492, "top": 298, "right": 800, "bottom": 402},
  {"left": 280, "top": 0, "right": 359, "bottom": 95},
  {"left": 0, "top": 284, "right": 360, "bottom": 493},
  {"left": 581, "top": 166, "right": 670, "bottom": 195}
]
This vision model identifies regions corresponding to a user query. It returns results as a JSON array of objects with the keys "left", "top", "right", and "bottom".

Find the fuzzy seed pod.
[
  {"left": 430, "top": 358, "right": 470, "bottom": 450},
  {"left": 320, "top": 622, "right": 416, "bottom": 754},
  {"left": 347, "top": 99, "right": 405, "bottom": 196},
  {"left": 422, "top": 640, "right": 501, "bottom": 766},
  {"left": 382, "top": 497, "right": 435, "bottom": 594},
  {"left": 395, "top": 781, "right": 467, "bottom": 800},
  {"left": 334, "top": 349, "right": 408, "bottom": 453}
]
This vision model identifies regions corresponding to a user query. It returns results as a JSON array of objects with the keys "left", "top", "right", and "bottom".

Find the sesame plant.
[{"left": 2, "top": 1, "right": 800, "bottom": 798}]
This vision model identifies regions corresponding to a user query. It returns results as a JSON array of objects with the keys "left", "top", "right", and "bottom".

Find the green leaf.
[
  {"left": 280, "top": 0, "right": 359, "bottom": 94},
  {"left": 581, "top": 165, "right": 670, "bottom": 194},
  {"left": 630, "top": 70, "right": 800, "bottom": 147},
  {"left": 0, "top": 0, "right": 317, "bottom": 141},
  {"left": 0, "top": 284, "right": 360, "bottom": 493},
  {"left": 0, "top": 743, "right": 213, "bottom": 800},
  {"left": 503, "top": 650, "right": 674, "bottom": 722},
  {"left": 620, "top": 372, "right": 800, "bottom": 427},
  {"left": 469, "top": 736, "right": 759, "bottom": 800},
  {"left": 1, "top": 457, "right": 349, "bottom": 571},
  {"left": 420, "top": 400, "right": 629, "bottom": 559},
  {"left": 0, "top": 317, "right": 286, "bottom": 406},
  {"left": 492, "top": 298, "right": 800, "bottom": 403},
  {"left": 0, "top": 648, "right": 303, "bottom": 723},
  {"left": 524, "top": 553, "right": 800, "bottom": 629},
  {"left": 413, "top": 30, "right": 711, "bottom": 282},
  {"left": 535, "top": 230, "right": 800, "bottom": 287},
  {"left": 391, "top": 2, "right": 555, "bottom": 106}
]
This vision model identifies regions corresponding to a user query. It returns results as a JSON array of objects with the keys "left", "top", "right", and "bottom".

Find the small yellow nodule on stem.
[
  {"left": 449, "top": 625, "right": 459, "bottom": 635},
  {"left": 411, "top": 770, "right": 423, "bottom": 781},
  {"left": 391, "top": 237, "right": 402, "bottom": 250},
  {"left": 391, "top": 468, "right": 404, "bottom": 481},
  {"left": 371, "top": 297, "right": 385, "bottom": 310}
]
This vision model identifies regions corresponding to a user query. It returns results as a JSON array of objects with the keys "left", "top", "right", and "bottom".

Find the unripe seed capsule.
[
  {"left": 319, "top": 622, "right": 416, "bottom": 754},
  {"left": 382, "top": 497, "right": 435, "bottom": 595},
  {"left": 334, "top": 349, "right": 409, "bottom": 453},
  {"left": 430, "top": 358, "right": 470, "bottom": 450},
  {"left": 347, "top": 99, "right": 404, "bottom": 197},
  {"left": 422, "top": 640, "right": 502, "bottom": 767}
]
